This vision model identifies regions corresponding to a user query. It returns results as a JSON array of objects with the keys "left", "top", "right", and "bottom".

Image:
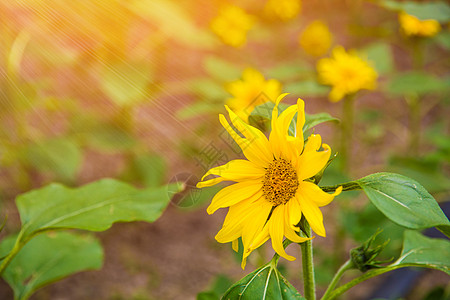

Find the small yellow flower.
[
  {"left": 226, "top": 68, "right": 282, "bottom": 122},
  {"left": 265, "top": 0, "right": 301, "bottom": 21},
  {"left": 299, "top": 20, "right": 333, "bottom": 57},
  {"left": 210, "top": 5, "right": 255, "bottom": 47},
  {"left": 398, "top": 12, "right": 441, "bottom": 37},
  {"left": 197, "top": 94, "right": 342, "bottom": 268},
  {"left": 317, "top": 46, "right": 378, "bottom": 102}
]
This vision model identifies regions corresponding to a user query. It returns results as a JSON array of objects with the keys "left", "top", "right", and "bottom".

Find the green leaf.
[
  {"left": 204, "top": 56, "right": 242, "bottom": 81},
  {"left": 380, "top": 0, "right": 450, "bottom": 22},
  {"left": 285, "top": 80, "right": 329, "bottom": 97},
  {"left": 435, "top": 32, "right": 450, "bottom": 50},
  {"left": 356, "top": 173, "right": 450, "bottom": 236},
  {"left": 392, "top": 230, "right": 450, "bottom": 274},
  {"left": 386, "top": 72, "right": 450, "bottom": 96},
  {"left": 363, "top": 42, "right": 393, "bottom": 74},
  {"left": 0, "top": 231, "right": 103, "bottom": 300},
  {"left": 303, "top": 113, "right": 340, "bottom": 132},
  {"left": 16, "top": 179, "right": 182, "bottom": 240},
  {"left": 222, "top": 262, "right": 305, "bottom": 300},
  {"left": 100, "top": 61, "right": 152, "bottom": 107},
  {"left": 24, "top": 137, "right": 82, "bottom": 182}
]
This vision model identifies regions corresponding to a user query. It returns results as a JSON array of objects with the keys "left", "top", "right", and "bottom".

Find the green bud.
[{"left": 350, "top": 229, "right": 391, "bottom": 272}]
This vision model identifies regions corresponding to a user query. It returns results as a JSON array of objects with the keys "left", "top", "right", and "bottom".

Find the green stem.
[
  {"left": 301, "top": 221, "right": 315, "bottom": 300},
  {"left": 325, "top": 265, "right": 406, "bottom": 300},
  {"left": 320, "top": 182, "right": 361, "bottom": 193},
  {"left": 0, "top": 232, "right": 25, "bottom": 275},
  {"left": 340, "top": 94, "right": 355, "bottom": 173},
  {"left": 321, "top": 260, "right": 354, "bottom": 300}
]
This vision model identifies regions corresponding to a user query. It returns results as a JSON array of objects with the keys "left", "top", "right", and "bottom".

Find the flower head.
[
  {"left": 210, "top": 5, "right": 255, "bottom": 47},
  {"left": 265, "top": 0, "right": 301, "bottom": 21},
  {"left": 226, "top": 68, "right": 282, "bottom": 122},
  {"left": 398, "top": 12, "right": 441, "bottom": 37},
  {"left": 299, "top": 20, "right": 333, "bottom": 57},
  {"left": 317, "top": 46, "right": 378, "bottom": 102},
  {"left": 197, "top": 94, "right": 342, "bottom": 268}
]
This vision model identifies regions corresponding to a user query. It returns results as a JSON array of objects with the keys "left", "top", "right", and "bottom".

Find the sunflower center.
[{"left": 262, "top": 158, "right": 299, "bottom": 206}]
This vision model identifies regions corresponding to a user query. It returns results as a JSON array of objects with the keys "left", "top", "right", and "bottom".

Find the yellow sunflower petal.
[
  {"left": 241, "top": 200, "right": 273, "bottom": 250},
  {"left": 299, "top": 181, "right": 342, "bottom": 207},
  {"left": 284, "top": 206, "right": 311, "bottom": 243},
  {"left": 269, "top": 205, "right": 296, "bottom": 261},
  {"left": 216, "top": 197, "right": 256, "bottom": 243},
  {"left": 232, "top": 239, "right": 239, "bottom": 252},
  {"left": 295, "top": 98, "right": 305, "bottom": 149},
  {"left": 200, "top": 159, "right": 265, "bottom": 182},
  {"left": 242, "top": 223, "right": 270, "bottom": 269},
  {"left": 287, "top": 194, "right": 302, "bottom": 231},
  {"left": 297, "top": 140, "right": 331, "bottom": 181},
  {"left": 297, "top": 192, "right": 326, "bottom": 237},
  {"left": 224, "top": 106, "right": 273, "bottom": 162},
  {"left": 196, "top": 177, "right": 225, "bottom": 188},
  {"left": 219, "top": 114, "right": 270, "bottom": 167},
  {"left": 207, "top": 180, "right": 262, "bottom": 214}
]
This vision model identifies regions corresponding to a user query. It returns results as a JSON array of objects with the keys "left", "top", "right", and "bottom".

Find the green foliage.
[
  {"left": 380, "top": 0, "right": 450, "bottom": 22},
  {"left": 24, "top": 137, "right": 82, "bottom": 182},
  {"left": 356, "top": 173, "right": 450, "bottom": 236},
  {"left": 197, "top": 274, "right": 233, "bottom": 300},
  {"left": 121, "top": 153, "right": 167, "bottom": 187},
  {"left": 386, "top": 72, "right": 450, "bottom": 96},
  {"left": 16, "top": 178, "right": 180, "bottom": 240},
  {"left": 222, "top": 261, "right": 305, "bottom": 300},
  {"left": 363, "top": 42, "right": 394, "bottom": 75},
  {"left": 0, "top": 231, "right": 103, "bottom": 300},
  {"left": 392, "top": 230, "right": 450, "bottom": 274}
]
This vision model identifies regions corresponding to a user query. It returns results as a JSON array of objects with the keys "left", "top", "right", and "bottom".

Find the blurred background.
[{"left": 0, "top": 0, "right": 449, "bottom": 299}]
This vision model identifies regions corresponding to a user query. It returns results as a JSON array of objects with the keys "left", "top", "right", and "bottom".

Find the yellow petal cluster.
[
  {"left": 317, "top": 46, "right": 378, "bottom": 102},
  {"left": 265, "top": 0, "right": 301, "bottom": 21},
  {"left": 299, "top": 20, "right": 333, "bottom": 57},
  {"left": 197, "top": 94, "right": 341, "bottom": 268},
  {"left": 226, "top": 68, "right": 282, "bottom": 122},
  {"left": 398, "top": 12, "right": 441, "bottom": 37},
  {"left": 210, "top": 5, "right": 255, "bottom": 47}
]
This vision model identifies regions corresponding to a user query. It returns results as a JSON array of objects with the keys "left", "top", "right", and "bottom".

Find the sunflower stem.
[
  {"left": 340, "top": 94, "right": 355, "bottom": 173},
  {"left": 321, "top": 260, "right": 353, "bottom": 300},
  {"left": 300, "top": 221, "right": 316, "bottom": 300}
]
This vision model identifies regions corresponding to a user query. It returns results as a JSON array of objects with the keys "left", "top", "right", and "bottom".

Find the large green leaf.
[
  {"left": 0, "top": 231, "right": 103, "bottom": 300},
  {"left": 356, "top": 173, "right": 450, "bottom": 236},
  {"left": 380, "top": 0, "right": 450, "bottom": 22},
  {"left": 222, "top": 262, "right": 305, "bottom": 300},
  {"left": 24, "top": 137, "right": 82, "bottom": 182},
  {"left": 16, "top": 179, "right": 181, "bottom": 240},
  {"left": 391, "top": 230, "right": 450, "bottom": 274}
]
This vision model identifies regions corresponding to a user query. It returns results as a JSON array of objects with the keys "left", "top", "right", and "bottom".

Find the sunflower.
[
  {"left": 398, "top": 12, "right": 441, "bottom": 37},
  {"left": 197, "top": 94, "right": 342, "bottom": 268},
  {"left": 317, "top": 46, "right": 378, "bottom": 102}
]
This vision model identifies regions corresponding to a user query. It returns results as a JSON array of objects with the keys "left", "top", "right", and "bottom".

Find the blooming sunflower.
[
  {"left": 197, "top": 94, "right": 342, "bottom": 268},
  {"left": 226, "top": 68, "right": 282, "bottom": 122},
  {"left": 299, "top": 20, "right": 333, "bottom": 57},
  {"left": 210, "top": 5, "right": 255, "bottom": 48},
  {"left": 398, "top": 12, "right": 441, "bottom": 37},
  {"left": 317, "top": 46, "right": 378, "bottom": 102}
]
